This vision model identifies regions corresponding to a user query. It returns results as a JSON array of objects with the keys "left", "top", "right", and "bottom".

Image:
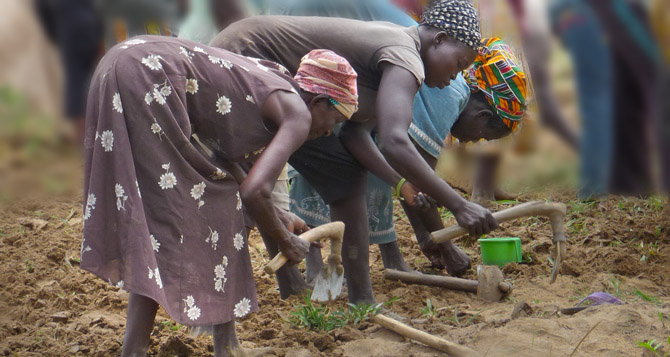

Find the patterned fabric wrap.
[
  {"left": 464, "top": 37, "right": 528, "bottom": 131},
  {"left": 294, "top": 49, "right": 359, "bottom": 119},
  {"left": 420, "top": 0, "right": 481, "bottom": 50}
]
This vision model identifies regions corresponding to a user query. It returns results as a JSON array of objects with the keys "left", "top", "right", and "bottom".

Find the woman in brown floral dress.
[{"left": 81, "top": 35, "right": 358, "bottom": 356}]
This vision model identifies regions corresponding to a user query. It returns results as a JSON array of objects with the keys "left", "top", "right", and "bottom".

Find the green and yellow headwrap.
[{"left": 464, "top": 37, "right": 528, "bottom": 131}]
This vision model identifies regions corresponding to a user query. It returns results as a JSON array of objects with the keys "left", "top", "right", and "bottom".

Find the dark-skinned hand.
[
  {"left": 453, "top": 200, "right": 498, "bottom": 237},
  {"left": 399, "top": 181, "right": 437, "bottom": 209},
  {"left": 278, "top": 232, "right": 311, "bottom": 265}
]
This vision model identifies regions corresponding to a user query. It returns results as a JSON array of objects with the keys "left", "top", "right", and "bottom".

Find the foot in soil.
[
  {"left": 494, "top": 187, "right": 517, "bottom": 201},
  {"left": 417, "top": 238, "right": 447, "bottom": 270},
  {"left": 275, "top": 265, "right": 310, "bottom": 299},
  {"left": 378, "top": 241, "right": 413, "bottom": 272},
  {"left": 437, "top": 241, "right": 471, "bottom": 277}
]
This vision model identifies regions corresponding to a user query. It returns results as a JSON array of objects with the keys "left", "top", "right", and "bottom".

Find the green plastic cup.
[{"left": 478, "top": 237, "right": 522, "bottom": 267}]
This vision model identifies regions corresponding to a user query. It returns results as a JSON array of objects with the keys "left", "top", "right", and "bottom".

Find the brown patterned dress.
[{"left": 81, "top": 35, "right": 299, "bottom": 326}]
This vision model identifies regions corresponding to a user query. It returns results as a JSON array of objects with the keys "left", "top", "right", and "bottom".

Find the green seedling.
[
  {"left": 636, "top": 339, "right": 663, "bottom": 354},
  {"left": 25, "top": 259, "right": 34, "bottom": 273},
  {"left": 160, "top": 320, "right": 182, "bottom": 332},
  {"left": 632, "top": 288, "right": 661, "bottom": 305},
  {"left": 608, "top": 275, "right": 623, "bottom": 298},
  {"left": 640, "top": 241, "right": 662, "bottom": 263},
  {"left": 383, "top": 296, "right": 401, "bottom": 307},
  {"left": 659, "top": 312, "right": 666, "bottom": 329},
  {"left": 289, "top": 294, "right": 382, "bottom": 331},
  {"left": 421, "top": 298, "right": 437, "bottom": 318}
]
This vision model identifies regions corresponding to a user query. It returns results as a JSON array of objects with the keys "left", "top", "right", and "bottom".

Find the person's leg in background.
[
  {"left": 550, "top": 0, "right": 613, "bottom": 200},
  {"left": 587, "top": 0, "right": 660, "bottom": 196},
  {"left": 57, "top": 0, "right": 101, "bottom": 145}
]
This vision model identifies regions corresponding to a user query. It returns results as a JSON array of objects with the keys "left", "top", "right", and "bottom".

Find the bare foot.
[
  {"left": 417, "top": 238, "right": 446, "bottom": 270},
  {"left": 437, "top": 241, "right": 471, "bottom": 277},
  {"left": 378, "top": 241, "right": 413, "bottom": 272},
  {"left": 494, "top": 188, "right": 517, "bottom": 201}
]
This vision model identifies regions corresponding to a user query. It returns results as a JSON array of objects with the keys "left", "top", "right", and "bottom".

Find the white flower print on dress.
[
  {"left": 81, "top": 236, "right": 92, "bottom": 254},
  {"left": 141, "top": 54, "right": 163, "bottom": 71},
  {"left": 115, "top": 183, "right": 128, "bottom": 211},
  {"left": 213, "top": 255, "right": 228, "bottom": 293},
  {"left": 208, "top": 55, "right": 222, "bottom": 65},
  {"left": 216, "top": 95, "right": 232, "bottom": 116},
  {"left": 233, "top": 232, "right": 244, "bottom": 251},
  {"left": 210, "top": 168, "right": 227, "bottom": 180},
  {"left": 221, "top": 60, "right": 233, "bottom": 70},
  {"left": 112, "top": 93, "right": 123, "bottom": 113},
  {"left": 206, "top": 226, "right": 219, "bottom": 250},
  {"left": 150, "top": 118, "right": 165, "bottom": 140},
  {"left": 101, "top": 130, "right": 114, "bottom": 152},
  {"left": 193, "top": 46, "right": 207, "bottom": 54},
  {"left": 185, "top": 79, "right": 199, "bottom": 95},
  {"left": 236, "top": 192, "right": 242, "bottom": 211},
  {"left": 148, "top": 266, "right": 163, "bottom": 289},
  {"left": 160, "top": 85, "right": 172, "bottom": 97},
  {"left": 245, "top": 95, "right": 255, "bottom": 104},
  {"left": 233, "top": 297, "right": 251, "bottom": 318},
  {"left": 249, "top": 57, "right": 270, "bottom": 72},
  {"left": 158, "top": 163, "right": 177, "bottom": 190},
  {"left": 179, "top": 46, "right": 194, "bottom": 62},
  {"left": 144, "top": 92, "right": 153, "bottom": 105},
  {"left": 124, "top": 39, "right": 147, "bottom": 46},
  {"left": 190, "top": 181, "right": 206, "bottom": 208},
  {"left": 152, "top": 82, "right": 172, "bottom": 105},
  {"left": 183, "top": 295, "right": 201, "bottom": 321},
  {"left": 84, "top": 193, "right": 96, "bottom": 220},
  {"left": 150, "top": 234, "right": 160, "bottom": 252}
]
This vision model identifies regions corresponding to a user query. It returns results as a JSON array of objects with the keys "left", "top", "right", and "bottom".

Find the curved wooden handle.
[
  {"left": 371, "top": 314, "right": 482, "bottom": 357},
  {"left": 431, "top": 201, "right": 566, "bottom": 243},
  {"left": 264, "top": 221, "right": 344, "bottom": 274}
]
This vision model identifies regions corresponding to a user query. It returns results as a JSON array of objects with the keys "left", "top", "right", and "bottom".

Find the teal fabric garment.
[
  {"left": 178, "top": 0, "right": 220, "bottom": 44},
  {"left": 263, "top": 0, "right": 471, "bottom": 243}
]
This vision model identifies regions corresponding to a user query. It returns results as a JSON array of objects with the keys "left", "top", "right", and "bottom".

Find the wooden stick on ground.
[{"left": 370, "top": 314, "right": 482, "bottom": 357}]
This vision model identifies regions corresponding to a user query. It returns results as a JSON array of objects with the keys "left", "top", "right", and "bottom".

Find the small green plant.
[
  {"left": 160, "top": 320, "right": 182, "bottom": 332},
  {"left": 659, "top": 312, "right": 666, "bottom": 329},
  {"left": 421, "top": 298, "right": 437, "bottom": 318},
  {"left": 608, "top": 275, "right": 623, "bottom": 297},
  {"left": 632, "top": 288, "right": 661, "bottom": 305},
  {"left": 25, "top": 259, "right": 34, "bottom": 273},
  {"left": 636, "top": 339, "right": 663, "bottom": 354},
  {"left": 289, "top": 294, "right": 382, "bottom": 331},
  {"left": 640, "top": 241, "right": 662, "bottom": 263}
]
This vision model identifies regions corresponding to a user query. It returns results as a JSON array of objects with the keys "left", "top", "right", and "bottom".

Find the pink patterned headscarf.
[{"left": 294, "top": 49, "right": 359, "bottom": 119}]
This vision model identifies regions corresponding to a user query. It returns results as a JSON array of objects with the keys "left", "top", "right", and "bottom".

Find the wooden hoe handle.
[
  {"left": 371, "top": 314, "right": 482, "bottom": 357},
  {"left": 264, "top": 221, "right": 344, "bottom": 274},
  {"left": 431, "top": 201, "right": 567, "bottom": 243}
]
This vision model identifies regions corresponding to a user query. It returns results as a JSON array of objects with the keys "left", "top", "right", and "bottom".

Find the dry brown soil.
[{"left": 0, "top": 134, "right": 669, "bottom": 357}]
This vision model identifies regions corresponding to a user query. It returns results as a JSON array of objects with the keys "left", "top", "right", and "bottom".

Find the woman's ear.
[
  {"left": 434, "top": 31, "right": 449, "bottom": 46},
  {"left": 308, "top": 94, "right": 331, "bottom": 108},
  {"left": 476, "top": 109, "right": 495, "bottom": 121}
]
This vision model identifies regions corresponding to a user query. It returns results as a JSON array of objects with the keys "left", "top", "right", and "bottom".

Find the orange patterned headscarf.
[
  {"left": 464, "top": 37, "right": 528, "bottom": 131},
  {"left": 294, "top": 50, "right": 359, "bottom": 119}
]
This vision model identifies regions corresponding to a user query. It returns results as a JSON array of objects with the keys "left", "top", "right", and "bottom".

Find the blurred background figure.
[
  {"left": 34, "top": 0, "right": 101, "bottom": 144},
  {"left": 97, "top": 0, "right": 183, "bottom": 49},
  {"left": 586, "top": 0, "right": 661, "bottom": 197},
  {"left": 650, "top": 0, "right": 670, "bottom": 193}
]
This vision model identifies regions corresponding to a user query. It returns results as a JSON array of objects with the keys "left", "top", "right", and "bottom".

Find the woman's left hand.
[{"left": 399, "top": 181, "right": 437, "bottom": 209}]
